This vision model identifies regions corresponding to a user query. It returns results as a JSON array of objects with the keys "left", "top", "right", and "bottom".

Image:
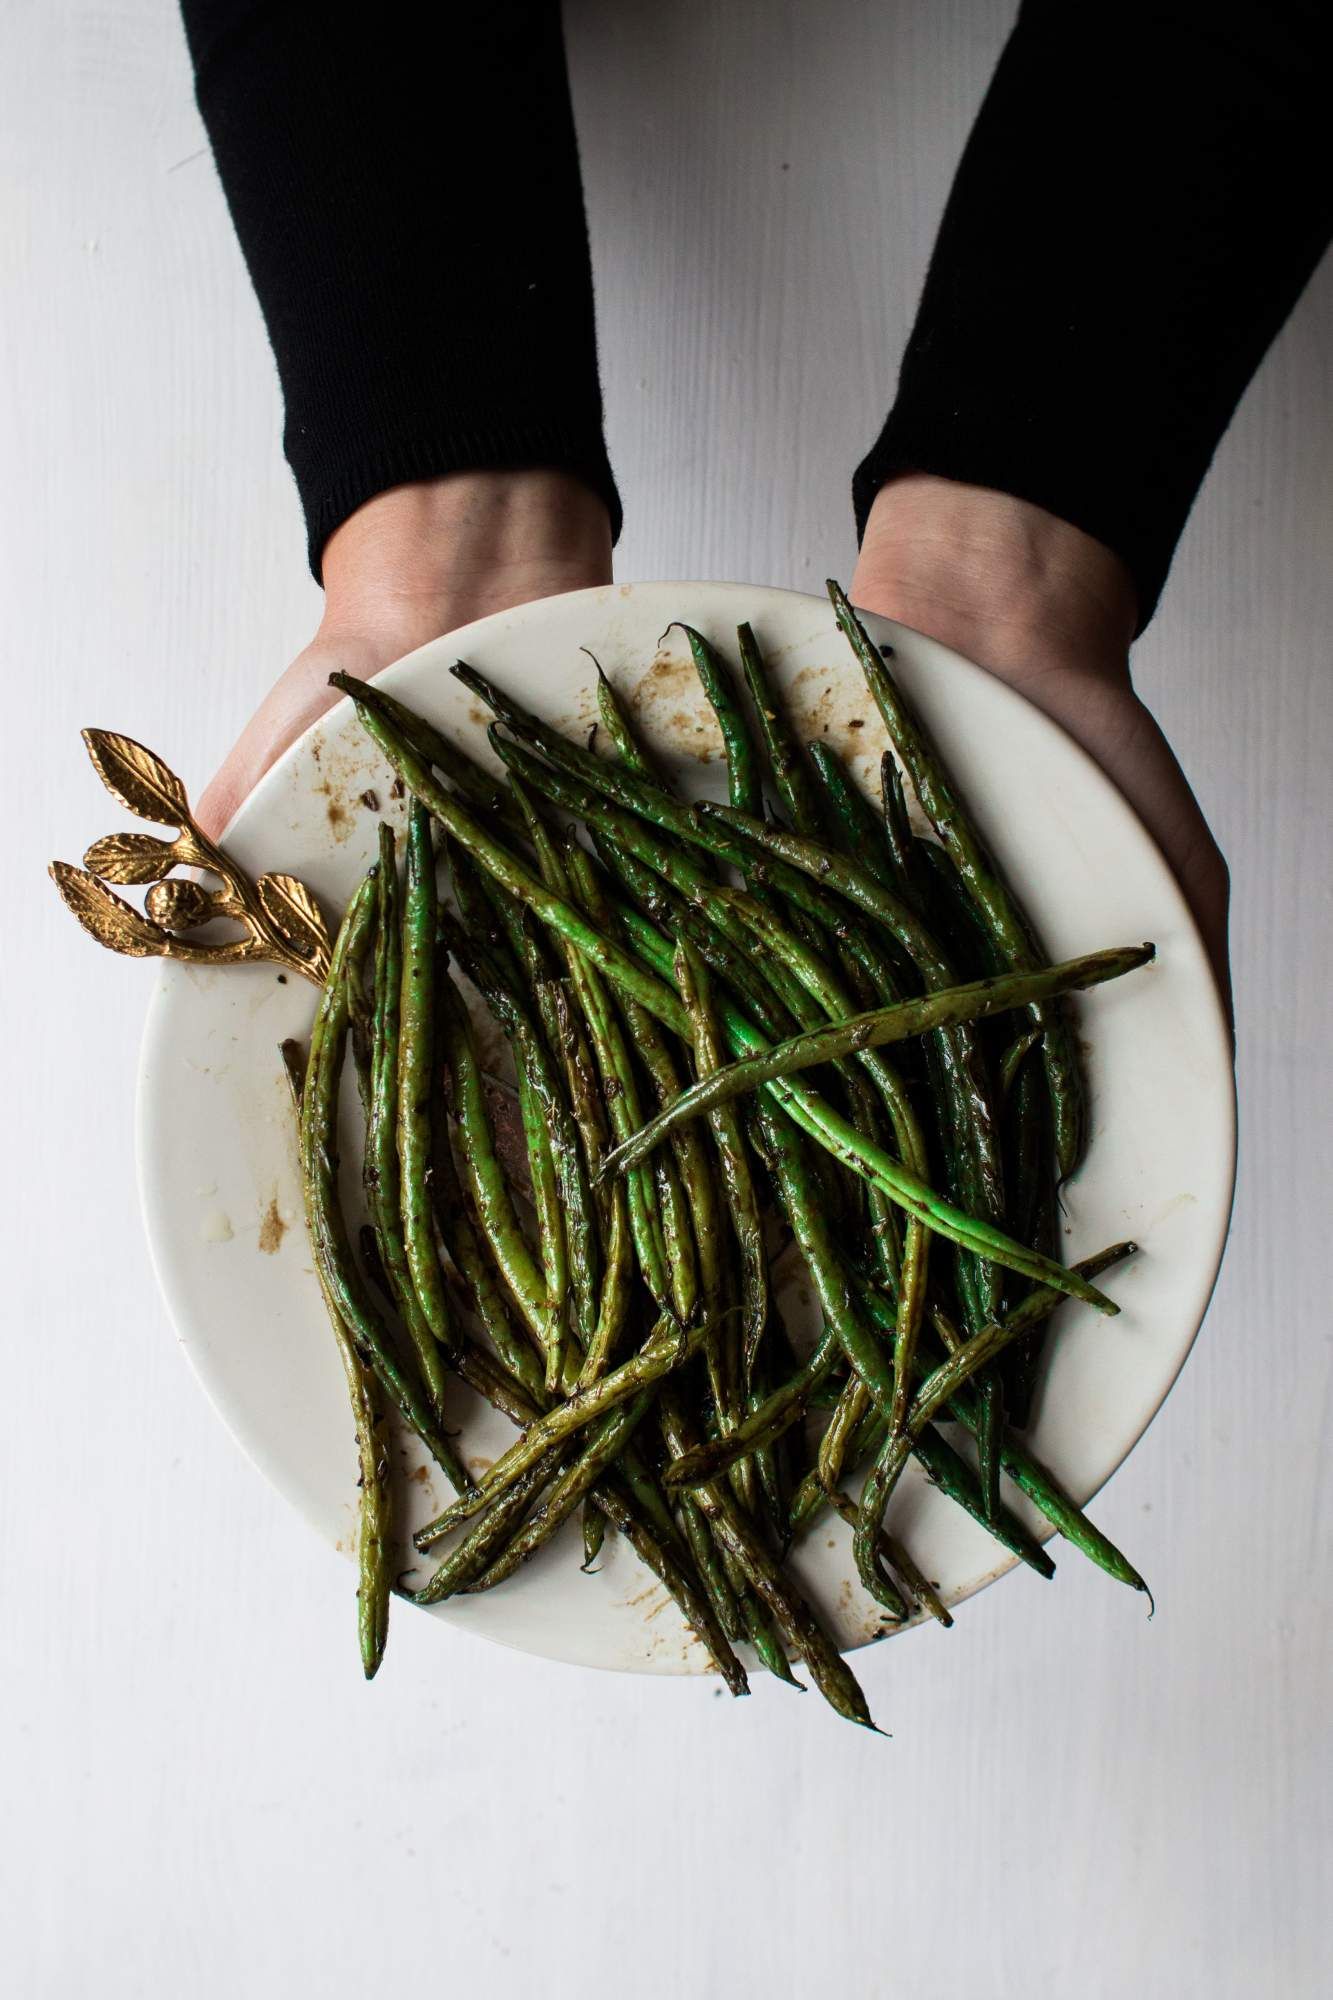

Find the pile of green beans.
[{"left": 291, "top": 582, "right": 1156, "bottom": 1727}]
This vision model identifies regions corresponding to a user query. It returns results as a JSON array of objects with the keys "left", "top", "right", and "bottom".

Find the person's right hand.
[{"left": 195, "top": 469, "right": 615, "bottom": 840}]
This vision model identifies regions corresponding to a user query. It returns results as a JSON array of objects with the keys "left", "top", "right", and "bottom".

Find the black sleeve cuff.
[
  {"left": 297, "top": 420, "right": 623, "bottom": 582},
  {"left": 182, "top": 0, "right": 623, "bottom": 581}
]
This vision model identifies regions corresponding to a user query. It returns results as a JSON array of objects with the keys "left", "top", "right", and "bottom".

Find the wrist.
[
  {"left": 854, "top": 475, "right": 1138, "bottom": 685},
  {"left": 319, "top": 469, "right": 614, "bottom": 649}
]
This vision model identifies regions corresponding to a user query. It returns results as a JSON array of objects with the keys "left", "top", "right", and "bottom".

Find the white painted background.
[{"left": 4, "top": 2, "right": 1330, "bottom": 1993}]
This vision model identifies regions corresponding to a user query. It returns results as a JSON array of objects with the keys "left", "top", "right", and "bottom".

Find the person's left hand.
[{"left": 848, "top": 474, "right": 1232, "bottom": 1032}]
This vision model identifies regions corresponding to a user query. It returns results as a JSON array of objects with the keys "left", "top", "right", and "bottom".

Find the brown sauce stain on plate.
[
  {"left": 785, "top": 663, "right": 889, "bottom": 773},
  {"left": 625, "top": 648, "right": 724, "bottom": 766},
  {"left": 632, "top": 647, "right": 695, "bottom": 706},
  {"left": 257, "top": 1194, "right": 286, "bottom": 1255},
  {"left": 306, "top": 726, "right": 379, "bottom": 844}
]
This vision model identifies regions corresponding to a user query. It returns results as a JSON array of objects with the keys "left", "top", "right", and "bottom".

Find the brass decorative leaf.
[
  {"left": 145, "top": 878, "right": 219, "bottom": 931},
  {"left": 82, "top": 730, "right": 189, "bottom": 827},
  {"left": 83, "top": 831, "right": 180, "bottom": 886},
  {"left": 256, "top": 871, "right": 331, "bottom": 964},
  {"left": 56, "top": 727, "right": 330, "bottom": 985},
  {"left": 49, "top": 862, "right": 169, "bottom": 958}
]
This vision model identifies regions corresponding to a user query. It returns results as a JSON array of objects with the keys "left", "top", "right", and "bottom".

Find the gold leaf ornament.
[
  {"left": 51, "top": 862, "right": 169, "bottom": 957},
  {"left": 145, "top": 878, "right": 219, "bottom": 931},
  {"left": 82, "top": 729, "right": 189, "bottom": 826},
  {"left": 83, "top": 830, "right": 181, "bottom": 886},
  {"left": 52, "top": 729, "right": 334, "bottom": 984},
  {"left": 255, "top": 872, "right": 332, "bottom": 967}
]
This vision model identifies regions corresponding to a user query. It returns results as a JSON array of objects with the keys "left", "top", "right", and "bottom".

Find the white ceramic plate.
[{"left": 137, "top": 580, "right": 1234, "bottom": 1674}]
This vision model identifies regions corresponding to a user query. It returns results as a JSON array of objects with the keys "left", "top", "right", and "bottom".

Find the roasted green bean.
[
  {"left": 283, "top": 1036, "right": 392, "bottom": 1678},
  {"left": 298, "top": 873, "right": 472, "bottom": 1490}
]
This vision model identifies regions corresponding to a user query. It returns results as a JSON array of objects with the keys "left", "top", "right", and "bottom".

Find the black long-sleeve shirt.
[{"left": 180, "top": 1, "right": 1330, "bottom": 630}]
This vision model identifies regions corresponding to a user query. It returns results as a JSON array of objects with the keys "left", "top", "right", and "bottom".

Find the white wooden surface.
[{"left": 4, "top": 2, "right": 1329, "bottom": 1993}]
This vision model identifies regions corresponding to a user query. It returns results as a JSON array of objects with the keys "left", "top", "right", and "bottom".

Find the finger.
[
  {"left": 1063, "top": 690, "right": 1230, "bottom": 1011},
  {"left": 1000, "top": 671, "right": 1232, "bottom": 1028}
]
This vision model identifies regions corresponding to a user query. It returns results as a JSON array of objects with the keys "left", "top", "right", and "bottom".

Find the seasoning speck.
[{"left": 257, "top": 1196, "right": 287, "bottom": 1255}]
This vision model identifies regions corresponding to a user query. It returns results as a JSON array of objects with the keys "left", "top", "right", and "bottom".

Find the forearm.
[
  {"left": 319, "top": 471, "right": 614, "bottom": 651},
  {"left": 180, "top": 0, "right": 622, "bottom": 578},
  {"left": 853, "top": 0, "right": 1332, "bottom": 629},
  {"left": 855, "top": 476, "right": 1137, "bottom": 679}
]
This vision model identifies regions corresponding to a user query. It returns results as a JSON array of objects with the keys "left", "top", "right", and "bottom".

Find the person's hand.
[
  {"left": 195, "top": 469, "right": 615, "bottom": 839},
  {"left": 849, "top": 475, "right": 1232, "bottom": 1029}
]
